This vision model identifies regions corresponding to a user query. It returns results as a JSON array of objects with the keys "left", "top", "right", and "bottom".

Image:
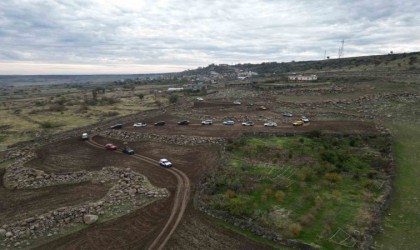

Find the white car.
[
  {"left": 233, "top": 101, "right": 241, "bottom": 105},
  {"left": 241, "top": 121, "right": 254, "bottom": 126},
  {"left": 301, "top": 116, "right": 310, "bottom": 123},
  {"left": 264, "top": 122, "right": 277, "bottom": 127},
  {"left": 133, "top": 123, "right": 147, "bottom": 127},
  {"left": 201, "top": 120, "right": 213, "bottom": 125},
  {"left": 159, "top": 159, "right": 172, "bottom": 167},
  {"left": 223, "top": 120, "right": 235, "bottom": 125},
  {"left": 196, "top": 97, "right": 204, "bottom": 101},
  {"left": 81, "top": 132, "right": 88, "bottom": 140}
]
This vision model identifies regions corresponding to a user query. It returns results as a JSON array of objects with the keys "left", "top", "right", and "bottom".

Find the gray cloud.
[{"left": 0, "top": 0, "right": 419, "bottom": 74}]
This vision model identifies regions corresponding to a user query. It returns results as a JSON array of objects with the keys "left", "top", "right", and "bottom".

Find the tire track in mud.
[{"left": 87, "top": 136, "right": 190, "bottom": 250}]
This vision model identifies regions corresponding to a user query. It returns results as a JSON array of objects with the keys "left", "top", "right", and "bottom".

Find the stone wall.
[
  {"left": 98, "top": 130, "right": 227, "bottom": 146},
  {"left": 0, "top": 153, "right": 168, "bottom": 248}
]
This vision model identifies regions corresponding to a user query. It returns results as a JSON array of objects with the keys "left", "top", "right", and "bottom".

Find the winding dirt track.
[{"left": 87, "top": 136, "right": 190, "bottom": 250}]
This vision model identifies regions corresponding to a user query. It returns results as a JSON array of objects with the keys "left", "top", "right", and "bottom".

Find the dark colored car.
[
  {"left": 110, "top": 124, "right": 123, "bottom": 129},
  {"left": 123, "top": 147, "right": 135, "bottom": 155},
  {"left": 154, "top": 121, "right": 166, "bottom": 126},
  {"left": 177, "top": 120, "right": 190, "bottom": 125}
]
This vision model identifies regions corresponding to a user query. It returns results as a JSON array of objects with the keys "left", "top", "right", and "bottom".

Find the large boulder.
[{"left": 83, "top": 214, "right": 98, "bottom": 225}]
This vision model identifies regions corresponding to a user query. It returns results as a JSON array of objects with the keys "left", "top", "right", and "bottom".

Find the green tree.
[{"left": 169, "top": 95, "right": 178, "bottom": 104}]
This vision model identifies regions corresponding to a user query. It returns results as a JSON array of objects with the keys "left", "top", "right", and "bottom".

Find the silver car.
[{"left": 264, "top": 122, "right": 277, "bottom": 127}]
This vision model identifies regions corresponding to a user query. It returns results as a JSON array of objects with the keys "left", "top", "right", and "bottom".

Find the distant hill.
[
  {"left": 0, "top": 74, "right": 171, "bottom": 87},
  {"left": 180, "top": 51, "right": 420, "bottom": 77}
]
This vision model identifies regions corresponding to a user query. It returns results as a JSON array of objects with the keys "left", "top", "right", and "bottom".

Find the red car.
[{"left": 105, "top": 143, "right": 117, "bottom": 150}]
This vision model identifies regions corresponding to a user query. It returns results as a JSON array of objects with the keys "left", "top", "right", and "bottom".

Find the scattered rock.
[{"left": 83, "top": 214, "right": 98, "bottom": 225}]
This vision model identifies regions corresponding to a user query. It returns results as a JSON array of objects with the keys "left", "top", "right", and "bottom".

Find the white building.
[
  {"left": 288, "top": 74, "right": 318, "bottom": 81},
  {"left": 167, "top": 87, "right": 184, "bottom": 92}
]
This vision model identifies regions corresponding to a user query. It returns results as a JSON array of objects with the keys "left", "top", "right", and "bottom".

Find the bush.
[
  {"left": 102, "top": 111, "right": 119, "bottom": 117},
  {"left": 261, "top": 188, "right": 273, "bottom": 202},
  {"left": 324, "top": 173, "right": 342, "bottom": 183},
  {"left": 49, "top": 104, "right": 66, "bottom": 112},
  {"left": 169, "top": 94, "right": 178, "bottom": 104},
  {"left": 274, "top": 190, "right": 285, "bottom": 203},
  {"left": 285, "top": 223, "right": 302, "bottom": 238},
  {"left": 40, "top": 121, "right": 61, "bottom": 129},
  {"left": 300, "top": 213, "right": 315, "bottom": 226},
  {"left": 295, "top": 166, "right": 315, "bottom": 181},
  {"left": 224, "top": 190, "right": 236, "bottom": 199}
]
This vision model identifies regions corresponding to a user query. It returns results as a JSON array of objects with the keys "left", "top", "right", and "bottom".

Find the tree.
[
  {"left": 92, "top": 89, "right": 98, "bottom": 101},
  {"left": 169, "top": 95, "right": 178, "bottom": 104},
  {"left": 136, "top": 93, "right": 145, "bottom": 100}
]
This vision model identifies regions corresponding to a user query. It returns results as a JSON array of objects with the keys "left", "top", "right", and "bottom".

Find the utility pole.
[
  {"left": 338, "top": 40, "right": 344, "bottom": 58},
  {"left": 324, "top": 50, "right": 326, "bottom": 60}
]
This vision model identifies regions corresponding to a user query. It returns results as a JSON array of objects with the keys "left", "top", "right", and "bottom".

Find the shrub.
[
  {"left": 285, "top": 223, "right": 302, "bottom": 238},
  {"left": 226, "top": 197, "right": 251, "bottom": 217},
  {"left": 169, "top": 94, "right": 178, "bottom": 103},
  {"left": 40, "top": 121, "right": 61, "bottom": 129},
  {"left": 296, "top": 166, "right": 315, "bottom": 181},
  {"left": 261, "top": 188, "right": 273, "bottom": 201},
  {"left": 275, "top": 191, "right": 285, "bottom": 203},
  {"left": 49, "top": 104, "right": 66, "bottom": 112},
  {"left": 300, "top": 213, "right": 315, "bottom": 226},
  {"left": 224, "top": 190, "right": 236, "bottom": 199},
  {"left": 102, "top": 111, "right": 119, "bottom": 117},
  {"left": 324, "top": 173, "right": 342, "bottom": 183}
]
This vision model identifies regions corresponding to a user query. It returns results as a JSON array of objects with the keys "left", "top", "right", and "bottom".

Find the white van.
[{"left": 81, "top": 132, "right": 88, "bottom": 140}]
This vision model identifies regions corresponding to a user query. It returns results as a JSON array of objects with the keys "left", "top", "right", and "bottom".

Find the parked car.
[
  {"left": 301, "top": 116, "right": 310, "bottom": 123},
  {"left": 293, "top": 120, "right": 305, "bottom": 126},
  {"left": 177, "top": 120, "right": 190, "bottom": 125},
  {"left": 81, "top": 132, "right": 88, "bottom": 140},
  {"left": 154, "top": 121, "right": 165, "bottom": 126},
  {"left": 105, "top": 143, "right": 117, "bottom": 150},
  {"left": 159, "top": 159, "right": 172, "bottom": 167},
  {"left": 201, "top": 120, "right": 213, "bottom": 125},
  {"left": 110, "top": 124, "right": 123, "bottom": 129},
  {"left": 233, "top": 101, "right": 241, "bottom": 105},
  {"left": 258, "top": 106, "right": 267, "bottom": 111},
  {"left": 283, "top": 112, "right": 293, "bottom": 117},
  {"left": 122, "top": 147, "right": 135, "bottom": 155},
  {"left": 196, "top": 97, "right": 204, "bottom": 101},
  {"left": 264, "top": 122, "right": 277, "bottom": 127},
  {"left": 241, "top": 121, "right": 254, "bottom": 126},
  {"left": 133, "top": 122, "right": 147, "bottom": 127},
  {"left": 223, "top": 120, "right": 235, "bottom": 125}
]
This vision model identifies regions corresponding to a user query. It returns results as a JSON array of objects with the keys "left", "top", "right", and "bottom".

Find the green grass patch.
[
  {"left": 205, "top": 134, "right": 392, "bottom": 249},
  {"left": 373, "top": 123, "right": 420, "bottom": 249}
]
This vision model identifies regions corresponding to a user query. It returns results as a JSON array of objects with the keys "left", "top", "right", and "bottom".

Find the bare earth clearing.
[{"left": 1, "top": 101, "right": 384, "bottom": 250}]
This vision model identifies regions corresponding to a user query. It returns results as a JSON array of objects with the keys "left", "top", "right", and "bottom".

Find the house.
[
  {"left": 167, "top": 87, "right": 184, "bottom": 92},
  {"left": 288, "top": 74, "right": 318, "bottom": 81}
]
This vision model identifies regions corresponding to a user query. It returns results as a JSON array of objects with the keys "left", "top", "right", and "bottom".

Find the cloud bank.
[{"left": 0, "top": 0, "right": 419, "bottom": 74}]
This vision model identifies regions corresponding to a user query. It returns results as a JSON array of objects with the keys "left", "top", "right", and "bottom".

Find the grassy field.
[
  {"left": 205, "top": 134, "right": 392, "bottom": 249},
  {"left": 0, "top": 84, "right": 167, "bottom": 148},
  {"left": 373, "top": 122, "right": 420, "bottom": 249}
]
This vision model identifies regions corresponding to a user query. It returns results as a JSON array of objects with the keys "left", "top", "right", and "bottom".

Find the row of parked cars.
[{"left": 110, "top": 117, "right": 309, "bottom": 129}]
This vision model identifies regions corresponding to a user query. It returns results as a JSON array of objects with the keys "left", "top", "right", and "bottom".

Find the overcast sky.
[{"left": 0, "top": 0, "right": 419, "bottom": 75}]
